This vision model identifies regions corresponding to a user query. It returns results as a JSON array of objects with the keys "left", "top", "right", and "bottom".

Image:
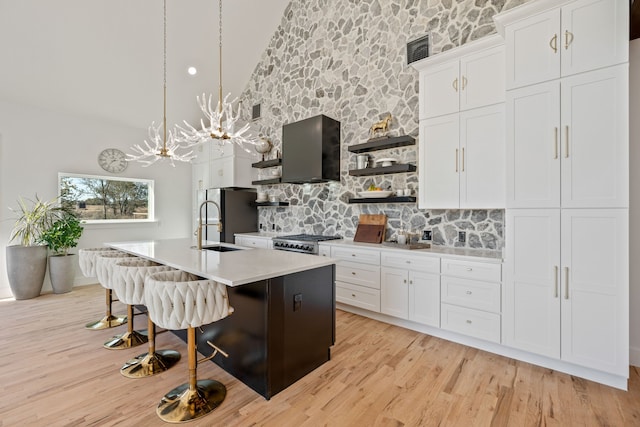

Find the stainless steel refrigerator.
[{"left": 196, "top": 188, "right": 258, "bottom": 243}]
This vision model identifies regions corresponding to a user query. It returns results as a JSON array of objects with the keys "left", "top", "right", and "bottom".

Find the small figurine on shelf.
[
  {"left": 254, "top": 137, "right": 273, "bottom": 161},
  {"left": 369, "top": 113, "right": 392, "bottom": 140}
]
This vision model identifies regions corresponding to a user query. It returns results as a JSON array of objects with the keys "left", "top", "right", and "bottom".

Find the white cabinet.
[
  {"left": 504, "top": 209, "right": 628, "bottom": 376},
  {"left": 191, "top": 141, "right": 258, "bottom": 190},
  {"left": 234, "top": 235, "right": 273, "bottom": 249},
  {"left": 420, "top": 104, "right": 505, "bottom": 209},
  {"left": 439, "top": 258, "right": 502, "bottom": 343},
  {"left": 498, "top": 0, "right": 629, "bottom": 89},
  {"left": 506, "top": 65, "right": 628, "bottom": 209},
  {"left": 380, "top": 252, "right": 440, "bottom": 327},
  {"left": 416, "top": 37, "right": 505, "bottom": 119},
  {"left": 332, "top": 246, "right": 381, "bottom": 312}
]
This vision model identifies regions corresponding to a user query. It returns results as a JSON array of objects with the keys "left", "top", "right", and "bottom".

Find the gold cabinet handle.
[
  {"left": 565, "top": 30, "right": 574, "bottom": 49},
  {"left": 403, "top": 279, "right": 407, "bottom": 284},
  {"left": 554, "top": 266, "right": 559, "bottom": 298},
  {"left": 550, "top": 34, "right": 558, "bottom": 53},
  {"left": 453, "top": 78, "right": 458, "bottom": 92},
  {"left": 564, "top": 267, "right": 569, "bottom": 300},
  {"left": 409, "top": 280, "right": 413, "bottom": 285},
  {"left": 461, "top": 76, "right": 467, "bottom": 90},
  {"left": 461, "top": 147, "right": 465, "bottom": 172},
  {"left": 455, "top": 148, "right": 459, "bottom": 172},
  {"left": 466, "top": 290, "right": 472, "bottom": 295},
  {"left": 466, "top": 319, "right": 472, "bottom": 324},
  {"left": 351, "top": 293, "right": 356, "bottom": 297},
  {"left": 554, "top": 127, "right": 559, "bottom": 159},
  {"left": 565, "top": 126, "right": 569, "bottom": 158}
]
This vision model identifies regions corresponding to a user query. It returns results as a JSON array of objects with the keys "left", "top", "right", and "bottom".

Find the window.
[{"left": 58, "top": 173, "right": 154, "bottom": 223}]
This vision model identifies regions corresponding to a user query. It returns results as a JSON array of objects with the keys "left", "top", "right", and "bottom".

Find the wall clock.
[{"left": 98, "top": 148, "right": 128, "bottom": 173}]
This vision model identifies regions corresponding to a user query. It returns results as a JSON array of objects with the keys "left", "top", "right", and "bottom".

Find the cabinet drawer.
[
  {"left": 381, "top": 251, "right": 440, "bottom": 273},
  {"left": 235, "top": 237, "right": 270, "bottom": 249},
  {"left": 336, "top": 262, "right": 380, "bottom": 289},
  {"left": 331, "top": 246, "right": 380, "bottom": 265},
  {"left": 441, "top": 258, "right": 501, "bottom": 282},
  {"left": 441, "top": 277, "right": 500, "bottom": 313},
  {"left": 441, "top": 303, "right": 501, "bottom": 343},
  {"left": 336, "top": 282, "right": 381, "bottom": 312},
  {"left": 318, "top": 245, "right": 331, "bottom": 257}
]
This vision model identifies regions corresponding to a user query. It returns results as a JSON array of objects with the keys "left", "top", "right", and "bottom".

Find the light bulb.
[{"left": 187, "top": 66, "right": 197, "bottom": 75}]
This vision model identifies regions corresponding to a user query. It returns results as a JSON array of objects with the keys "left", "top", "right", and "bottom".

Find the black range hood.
[{"left": 281, "top": 114, "right": 341, "bottom": 184}]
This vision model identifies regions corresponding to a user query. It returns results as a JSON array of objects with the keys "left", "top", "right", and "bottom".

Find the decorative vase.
[
  {"left": 48, "top": 254, "right": 76, "bottom": 294},
  {"left": 6, "top": 245, "right": 48, "bottom": 299}
]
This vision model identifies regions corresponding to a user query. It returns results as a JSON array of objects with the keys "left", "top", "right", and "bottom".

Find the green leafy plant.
[
  {"left": 9, "top": 195, "right": 63, "bottom": 246},
  {"left": 41, "top": 214, "right": 84, "bottom": 256}
]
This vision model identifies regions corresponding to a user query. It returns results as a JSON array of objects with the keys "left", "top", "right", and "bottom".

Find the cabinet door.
[
  {"left": 504, "top": 9, "right": 560, "bottom": 89},
  {"left": 460, "top": 104, "right": 505, "bottom": 208},
  {"left": 419, "top": 115, "right": 460, "bottom": 209},
  {"left": 419, "top": 61, "right": 459, "bottom": 119},
  {"left": 506, "top": 81, "right": 561, "bottom": 208},
  {"left": 409, "top": 271, "right": 440, "bottom": 327},
  {"left": 503, "top": 209, "right": 560, "bottom": 358},
  {"left": 381, "top": 267, "right": 409, "bottom": 319},
  {"left": 560, "top": 209, "right": 628, "bottom": 375},
  {"left": 560, "top": 0, "right": 628, "bottom": 77},
  {"left": 560, "top": 66, "right": 628, "bottom": 208},
  {"left": 459, "top": 45, "right": 505, "bottom": 111}
]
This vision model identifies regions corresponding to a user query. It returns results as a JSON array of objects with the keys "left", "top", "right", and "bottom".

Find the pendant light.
[
  {"left": 177, "top": 0, "right": 257, "bottom": 152},
  {"left": 127, "top": 0, "right": 195, "bottom": 167}
]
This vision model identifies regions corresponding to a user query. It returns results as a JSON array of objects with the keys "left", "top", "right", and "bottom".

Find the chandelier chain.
[
  {"left": 218, "top": 0, "right": 223, "bottom": 115},
  {"left": 163, "top": 0, "right": 168, "bottom": 148}
]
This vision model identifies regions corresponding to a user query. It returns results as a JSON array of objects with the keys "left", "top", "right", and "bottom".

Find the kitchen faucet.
[{"left": 197, "top": 200, "right": 223, "bottom": 250}]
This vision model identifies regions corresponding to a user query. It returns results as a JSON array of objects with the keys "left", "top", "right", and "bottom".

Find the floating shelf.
[
  {"left": 252, "top": 201, "right": 290, "bottom": 207},
  {"left": 349, "top": 163, "right": 416, "bottom": 176},
  {"left": 252, "top": 158, "right": 282, "bottom": 168},
  {"left": 251, "top": 178, "right": 281, "bottom": 185},
  {"left": 348, "top": 196, "right": 416, "bottom": 204},
  {"left": 347, "top": 135, "right": 416, "bottom": 153}
]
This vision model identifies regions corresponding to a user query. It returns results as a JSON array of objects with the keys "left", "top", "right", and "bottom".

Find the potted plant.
[
  {"left": 6, "top": 195, "right": 62, "bottom": 299},
  {"left": 41, "top": 213, "right": 84, "bottom": 294}
]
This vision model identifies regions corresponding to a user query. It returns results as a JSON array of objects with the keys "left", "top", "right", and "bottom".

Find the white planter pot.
[{"left": 49, "top": 254, "right": 76, "bottom": 294}]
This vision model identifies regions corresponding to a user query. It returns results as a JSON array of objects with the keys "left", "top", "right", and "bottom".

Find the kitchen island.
[{"left": 107, "top": 238, "right": 336, "bottom": 399}]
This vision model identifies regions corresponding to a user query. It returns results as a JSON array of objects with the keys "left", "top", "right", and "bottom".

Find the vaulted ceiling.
[{"left": 0, "top": 0, "right": 290, "bottom": 130}]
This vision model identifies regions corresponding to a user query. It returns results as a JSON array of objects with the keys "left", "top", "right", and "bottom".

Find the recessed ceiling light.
[{"left": 187, "top": 66, "right": 197, "bottom": 75}]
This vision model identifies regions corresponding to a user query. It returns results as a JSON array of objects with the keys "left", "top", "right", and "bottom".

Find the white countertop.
[
  {"left": 106, "top": 238, "right": 336, "bottom": 286},
  {"left": 318, "top": 239, "right": 503, "bottom": 262}
]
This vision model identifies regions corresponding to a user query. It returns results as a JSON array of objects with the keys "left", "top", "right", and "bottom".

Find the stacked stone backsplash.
[{"left": 240, "top": 0, "right": 532, "bottom": 251}]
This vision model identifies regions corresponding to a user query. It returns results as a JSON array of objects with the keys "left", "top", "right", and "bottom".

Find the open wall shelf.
[
  {"left": 349, "top": 163, "right": 416, "bottom": 176},
  {"left": 252, "top": 159, "right": 282, "bottom": 168},
  {"left": 347, "top": 135, "right": 416, "bottom": 153},
  {"left": 348, "top": 196, "right": 416, "bottom": 204}
]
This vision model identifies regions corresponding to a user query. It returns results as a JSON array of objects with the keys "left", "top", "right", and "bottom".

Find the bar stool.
[
  {"left": 144, "top": 270, "right": 233, "bottom": 423},
  {"left": 95, "top": 253, "right": 148, "bottom": 350},
  {"left": 111, "top": 258, "right": 180, "bottom": 378},
  {"left": 79, "top": 248, "right": 129, "bottom": 330}
]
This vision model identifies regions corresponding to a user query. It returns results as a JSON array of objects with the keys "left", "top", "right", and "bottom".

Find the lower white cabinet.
[
  {"left": 504, "top": 208, "right": 629, "bottom": 376},
  {"left": 234, "top": 235, "right": 273, "bottom": 249},
  {"left": 380, "top": 251, "right": 440, "bottom": 327},
  {"left": 440, "top": 304, "right": 501, "bottom": 343},
  {"left": 333, "top": 246, "right": 381, "bottom": 312}
]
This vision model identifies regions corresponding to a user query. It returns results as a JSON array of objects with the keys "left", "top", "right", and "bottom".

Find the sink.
[{"left": 202, "top": 245, "right": 244, "bottom": 252}]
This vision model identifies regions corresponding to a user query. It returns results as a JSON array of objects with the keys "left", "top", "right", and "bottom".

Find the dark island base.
[{"left": 171, "top": 265, "right": 336, "bottom": 400}]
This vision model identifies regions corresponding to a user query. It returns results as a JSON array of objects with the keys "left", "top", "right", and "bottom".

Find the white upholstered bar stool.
[
  {"left": 111, "top": 258, "right": 180, "bottom": 378},
  {"left": 79, "top": 248, "right": 129, "bottom": 330},
  {"left": 95, "top": 252, "right": 148, "bottom": 350},
  {"left": 144, "top": 270, "right": 233, "bottom": 423}
]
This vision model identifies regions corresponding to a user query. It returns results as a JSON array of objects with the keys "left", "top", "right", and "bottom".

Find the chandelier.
[
  {"left": 177, "top": 0, "right": 257, "bottom": 151},
  {"left": 127, "top": 0, "right": 195, "bottom": 167}
]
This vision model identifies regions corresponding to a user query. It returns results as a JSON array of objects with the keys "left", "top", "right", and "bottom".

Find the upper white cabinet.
[
  {"left": 420, "top": 103, "right": 505, "bottom": 209},
  {"left": 504, "top": 209, "right": 628, "bottom": 376},
  {"left": 414, "top": 35, "right": 505, "bottom": 120},
  {"left": 191, "top": 142, "right": 258, "bottom": 190},
  {"left": 496, "top": 0, "right": 629, "bottom": 90},
  {"left": 506, "top": 65, "right": 628, "bottom": 208}
]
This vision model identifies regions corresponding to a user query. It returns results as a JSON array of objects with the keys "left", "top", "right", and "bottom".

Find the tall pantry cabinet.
[{"left": 496, "top": 0, "right": 629, "bottom": 382}]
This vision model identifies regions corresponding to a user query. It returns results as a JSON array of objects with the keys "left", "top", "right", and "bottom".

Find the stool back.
[
  {"left": 112, "top": 259, "right": 174, "bottom": 306},
  {"left": 144, "top": 270, "right": 233, "bottom": 330},
  {"left": 95, "top": 253, "right": 136, "bottom": 289},
  {"left": 79, "top": 248, "right": 118, "bottom": 277}
]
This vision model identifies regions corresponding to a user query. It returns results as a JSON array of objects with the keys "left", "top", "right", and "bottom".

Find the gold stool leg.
[
  {"left": 103, "top": 304, "right": 148, "bottom": 350},
  {"left": 156, "top": 327, "right": 226, "bottom": 423},
  {"left": 85, "top": 289, "right": 127, "bottom": 330},
  {"left": 121, "top": 316, "right": 180, "bottom": 378}
]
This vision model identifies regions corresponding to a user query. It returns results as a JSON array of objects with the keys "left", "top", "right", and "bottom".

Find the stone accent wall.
[{"left": 240, "top": 0, "right": 532, "bottom": 250}]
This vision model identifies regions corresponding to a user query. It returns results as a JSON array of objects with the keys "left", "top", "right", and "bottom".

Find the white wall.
[
  {"left": 0, "top": 100, "right": 192, "bottom": 299},
  {"left": 630, "top": 39, "right": 640, "bottom": 366}
]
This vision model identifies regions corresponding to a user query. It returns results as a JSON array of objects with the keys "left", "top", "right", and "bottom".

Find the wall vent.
[{"left": 407, "top": 34, "right": 430, "bottom": 64}]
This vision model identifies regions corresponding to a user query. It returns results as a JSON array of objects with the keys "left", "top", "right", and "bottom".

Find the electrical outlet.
[
  {"left": 458, "top": 231, "right": 466, "bottom": 243},
  {"left": 422, "top": 230, "right": 432, "bottom": 241}
]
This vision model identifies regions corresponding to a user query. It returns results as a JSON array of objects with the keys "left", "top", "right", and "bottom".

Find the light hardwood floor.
[{"left": 1, "top": 284, "right": 639, "bottom": 427}]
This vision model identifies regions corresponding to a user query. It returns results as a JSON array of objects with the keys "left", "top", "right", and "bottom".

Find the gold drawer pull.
[
  {"left": 351, "top": 272, "right": 356, "bottom": 275},
  {"left": 549, "top": 34, "right": 558, "bottom": 53},
  {"left": 466, "top": 267, "right": 473, "bottom": 272},
  {"left": 564, "top": 30, "right": 574, "bottom": 50},
  {"left": 466, "top": 320, "right": 472, "bottom": 324},
  {"left": 453, "top": 78, "right": 458, "bottom": 92},
  {"left": 466, "top": 290, "right": 472, "bottom": 295}
]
